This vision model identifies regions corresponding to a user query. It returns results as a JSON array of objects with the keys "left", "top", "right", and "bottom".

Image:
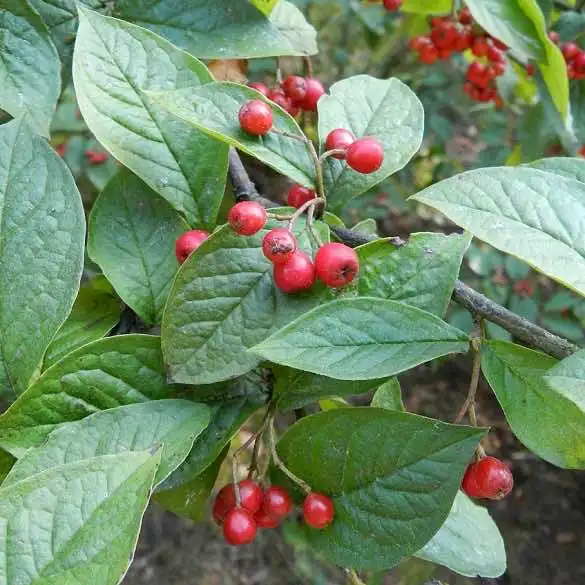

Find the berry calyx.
[
  {"left": 238, "top": 100, "right": 273, "bottom": 136},
  {"left": 262, "top": 228, "right": 297, "bottom": 264},
  {"left": 254, "top": 508, "right": 281, "bottom": 529},
  {"left": 383, "top": 0, "right": 402, "bottom": 11},
  {"left": 346, "top": 137, "right": 384, "bottom": 174},
  {"left": 273, "top": 251, "right": 316, "bottom": 293},
  {"left": 303, "top": 492, "right": 335, "bottom": 529},
  {"left": 212, "top": 479, "right": 263, "bottom": 524},
  {"left": 301, "top": 78, "right": 326, "bottom": 111},
  {"left": 461, "top": 456, "right": 514, "bottom": 500},
  {"left": 248, "top": 82, "right": 270, "bottom": 97},
  {"left": 282, "top": 75, "right": 307, "bottom": 103},
  {"left": 315, "top": 242, "right": 359, "bottom": 288},
  {"left": 325, "top": 128, "right": 355, "bottom": 159},
  {"left": 223, "top": 508, "right": 257, "bottom": 545},
  {"left": 261, "top": 486, "right": 293, "bottom": 519},
  {"left": 287, "top": 184, "right": 316, "bottom": 209},
  {"left": 175, "top": 230, "right": 209, "bottom": 264},
  {"left": 228, "top": 201, "right": 267, "bottom": 236}
]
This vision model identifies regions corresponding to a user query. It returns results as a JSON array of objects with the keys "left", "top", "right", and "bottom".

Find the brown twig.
[{"left": 454, "top": 318, "right": 483, "bottom": 424}]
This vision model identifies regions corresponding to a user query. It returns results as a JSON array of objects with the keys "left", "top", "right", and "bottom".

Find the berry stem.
[
  {"left": 306, "top": 203, "right": 324, "bottom": 248},
  {"left": 304, "top": 56, "right": 314, "bottom": 78},
  {"left": 286, "top": 197, "right": 325, "bottom": 231},
  {"left": 267, "top": 416, "right": 312, "bottom": 494},
  {"left": 345, "top": 569, "right": 367, "bottom": 585},
  {"left": 319, "top": 149, "right": 349, "bottom": 163},
  {"left": 276, "top": 56, "right": 283, "bottom": 85}
]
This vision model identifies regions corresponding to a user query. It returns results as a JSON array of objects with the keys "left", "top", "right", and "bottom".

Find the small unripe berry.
[
  {"left": 273, "top": 251, "right": 316, "bottom": 293},
  {"left": 248, "top": 82, "right": 270, "bottom": 97},
  {"left": 262, "top": 228, "right": 297, "bottom": 264},
  {"left": 325, "top": 128, "right": 355, "bottom": 159},
  {"left": 315, "top": 242, "right": 359, "bottom": 288},
  {"left": 212, "top": 479, "right": 263, "bottom": 525},
  {"left": 303, "top": 492, "right": 335, "bottom": 529},
  {"left": 175, "top": 230, "right": 209, "bottom": 263},
  {"left": 346, "top": 137, "right": 384, "bottom": 174},
  {"left": 301, "top": 78, "right": 326, "bottom": 111},
  {"left": 461, "top": 456, "right": 513, "bottom": 500},
  {"left": 239, "top": 100, "right": 273, "bottom": 136},
  {"left": 261, "top": 486, "right": 293, "bottom": 519},
  {"left": 287, "top": 184, "right": 316, "bottom": 209},
  {"left": 228, "top": 201, "right": 267, "bottom": 235},
  {"left": 282, "top": 75, "right": 307, "bottom": 103},
  {"left": 223, "top": 508, "right": 257, "bottom": 545}
]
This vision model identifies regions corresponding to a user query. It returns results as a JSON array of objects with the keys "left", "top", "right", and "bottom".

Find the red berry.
[
  {"left": 562, "top": 42, "right": 580, "bottom": 61},
  {"left": 303, "top": 493, "right": 335, "bottom": 529},
  {"left": 325, "top": 128, "right": 355, "bottom": 159},
  {"left": 454, "top": 30, "right": 473, "bottom": 52},
  {"left": 574, "top": 51, "right": 585, "bottom": 73},
  {"left": 55, "top": 143, "right": 67, "bottom": 157},
  {"left": 548, "top": 31, "right": 560, "bottom": 44},
  {"left": 212, "top": 480, "right": 263, "bottom": 525},
  {"left": 489, "top": 62, "right": 506, "bottom": 77},
  {"left": 491, "top": 37, "right": 508, "bottom": 51},
  {"left": 526, "top": 63, "right": 535, "bottom": 77},
  {"left": 315, "top": 242, "right": 359, "bottom": 288},
  {"left": 287, "top": 184, "right": 316, "bottom": 208},
  {"left": 458, "top": 7, "right": 472, "bottom": 25},
  {"left": 273, "top": 251, "right": 316, "bottom": 293},
  {"left": 175, "top": 230, "right": 209, "bottom": 263},
  {"left": 261, "top": 486, "right": 293, "bottom": 519},
  {"left": 254, "top": 508, "right": 281, "bottom": 529},
  {"left": 408, "top": 36, "right": 426, "bottom": 51},
  {"left": 267, "top": 89, "right": 292, "bottom": 112},
  {"left": 346, "top": 137, "right": 384, "bottom": 174},
  {"left": 419, "top": 43, "right": 438, "bottom": 64},
  {"left": 438, "top": 48, "right": 453, "bottom": 61},
  {"left": 487, "top": 45, "right": 505, "bottom": 63},
  {"left": 239, "top": 100, "right": 273, "bottom": 136},
  {"left": 383, "top": 0, "right": 402, "bottom": 11},
  {"left": 466, "top": 62, "right": 492, "bottom": 88},
  {"left": 301, "top": 78, "right": 326, "bottom": 111},
  {"left": 85, "top": 150, "right": 108, "bottom": 165},
  {"left": 461, "top": 456, "right": 514, "bottom": 500},
  {"left": 579, "top": 145, "right": 585, "bottom": 158},
  {"left": 262, "top": 228, "right": 297, "bottom": 264},
  {"left": 228, "top": 201, "right": 267, "bottom": 235},
  {"left": 282, "top": 75, "right": 307, "bottom": 103},
  {"left": 223, "top": 508, "right": 257, "bottom": 545},
  {"left": 248, "top": 82, "right": 270, "bottom": 97},
  {"left": 431, "top": 22, "right": 458, "bottom": 50},
  {"left": 472, "top": 36, "right": 489, "bottom": 57}
]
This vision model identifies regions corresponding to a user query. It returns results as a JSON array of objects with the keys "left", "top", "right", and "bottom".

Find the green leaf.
[
  {"left": 276, "top": 408, "right": 484, "bottom": 570},
  {"left": 88, "top": 169, "right": 187, "bottom": 324},
  {"left": 0, "top": 118, "right": 85, "bottom": 397},
  {"left": 571, "top": 80, "right": 585, "bottom": 145},
  {"left": 251, "top": 0, "right": 279, "bottom": 16},
  {"left": 544, "top": 349, "right": 585, "bottom": 410},
  {"left": 0, "top": 449, "right": 160, "bottom": 585},
  {"left": 273, "top": 366, "right": 382, "bottom": 411},
  {"left": 371, "top": 378, "right": 404, "bottom": 411},
  {"left": 482, "top": 341, "right": 585, "bottom": 468},
  {"left": 357, "top": 232, "right": 471, "bottom": 316},
  {"left": 43, "top": 277, "right": 123, "bottom": 369},
  {"left": 0, "top": 0, "right": 61, "bottom": 137},
  {"left": 5, "top": 400, "right": 209, "bottom": 487},
  {"left": 269, "top": 1, "right": 317, "bottom": 55},
  {"left": 527, "top": 157, "right": 585, "bottom": 183},
  {"left": 148, "top": 83, "right": 315, "bottom": 187},
  {"left": 318, "top": 76, "right": 424, "bottom": 212},
  {"left": 352, "top": 218, "right": 378, "bottom": 236},
  {"left": 415, "top": 492, "right": 506, "bottom": 578},
  {"left": 162, "top": 217, "right": 330, "bottom": 385},
  {"left": 401, "top": 0, "right": 453, "bottom": 14},
  {"left": 252, "top": 298, "right": 468, "bottom": 380},
  {"left": 0, "top": 449, "right": 15, "bottom": 485},
  {"left": 553, "top": 11, "right": 585, "bottom": 42},
  {"left": 112, "top": 0, "right": 316, "bottom": 59},
  {"left": 538, "top": 38, "right": 570, "bottom": 124},
  {"left": 0, "top": 335, "right": 175, "bottom": 456},
  {"left": 73, "top": 8, "right": 228, "bottom": 228},
  {"left": 410, "top": 167, "right": 585, "bottom": 297}
]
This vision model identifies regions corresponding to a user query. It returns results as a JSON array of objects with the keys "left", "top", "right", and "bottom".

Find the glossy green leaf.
[
  {"left": 538, "top": 37, "right": 570, "bottom": 123},
  {"left": 410, "top": 167, "right": 585, "bottom": 297},
  {"left": 5, "top": 400, "right": 208, "bottom": 487},
  {"left": 553, "top": 11, "right": 585, "bottom": 42},
  {"left": 527, "top": 157, "right": 585, "bottom": 183},
  {"left": 88, "top": 169, "right": 187, "bottom": 324},
  {"left": 162, "top": 217, "right": 330, "bottom": 385},
  {"left": 0, "top": 118, "right": 85, "bottom": 397},
  {"left": 571, "top": 80, "right": 585, "bottom": 145},
  {"left": 357, "top": 232, "right": 471, "bottom": 316},
  {"left": 318, "top": 76, "right": 424, "bottom": 212},
  {"left": 0, "top": 335, "right": 176, "bottom": 456},
  {"left": 371, "top": 378, "right": 404, "bottom": 411},
  {"left": 43, "top": 278, "right": 123, "bottom": 369},
  {"left": 401, "top": 0, "right": 453, "bottom": 14},
  {"left": 73, "top": 8, "right": 228, "bottom": 228},
  {"left": 415, "top": 492, "right": 506, "bottom": 578},
  {"left": 0, "top": 450, "right": 15, "bottom": 485},
  {"left": 276, "top": 408, "right": 484, "bottom": 570},
  {"left": 544, "top": 349, "right": 585, "bottom": 410},
  {"left": 351, "top": 218, "right": 378, "bottom": 236},
  {"left": 251, "top": 0, "right": 279, "bottom": 16},
  {"left": 269, "top": 1, "right": 317, "bottom": 55},
  {"left": 148, "top": 83, "right": 315, "bottom": 187},
  {"left": 0, "top": 0, "right": 61, "bottom": 137},
  {"left": 252, "top": 298, "right": 468, "bottom": 380},
  {"left": 482, "top": 341, "right": 585, "bottom": 468},
  {"left": 0, "top": 449, "right": 160, "bottom": 585}
]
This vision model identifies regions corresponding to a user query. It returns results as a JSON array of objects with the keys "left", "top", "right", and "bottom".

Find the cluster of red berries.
[
  {"left": 461, "top": 456, "right": 513, "bottom": 500},
  {"left": 247, "top": 75, "right": 326, "bottom": 118},
  {"left": 226, "top": 200, "right": 360, "bottom": 293},
  {"left": 213, "top": 479, "right": 334, "bottom": 546},
  {"left": 547, "top": 32, "right": 585, "bottom": 80}
]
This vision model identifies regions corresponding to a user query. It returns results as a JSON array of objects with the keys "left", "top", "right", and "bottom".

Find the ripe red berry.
[
  {"left": 239, "top": 100, "right": 273, "bottom": 136},
  {"left": 472, "top": 36, "right": 489, "bottom": 57},
  {"left": 55, "top": 143, "right": 67, "bottom": 157},
  {"left": 526, "top": 63, "right": 535, "bottom": 77},
  {"left": 287, "top": 184, "right": 316, "bottom": 208},
  {"left": 175, "top": 230, "right": 209, "bottom": 263},
  {"left": 325, "top": 128, "right": 355, "bottom": 159},
  {"left": 574, "top": 51, "right": 585, "bottom": 74},
  {"left": 262, "top": 228, "right": 297, "bottom": 264},
  {"left": 212, "top": 480, "right": 263, "bottom": 524},
  {"left": 273, "top": 251, "right": 316, "bottom": 293},
  {"left": 301, "top": 78, "right": 326, "bottom": 111},
  {"left": 466, "top": 62, "right": 492, "bottom": 88},
  {"left": 562, "top": 42, "right": 580, "bottom": 61},
  {"left": 315, "top": 242, "right": 359, "bottom": 288},
  {"left": 491, "top": 37, "right": 508, "bottom": 51},
  {"left": 303, "top": 492, "right": 335, "bottom": 529},
  {"left": 228, "top": 201, "right": 267, "bottom": 235},
  {"left": 489, "top": 62, "right": 506, "bottom": 77},
  {"left": 461, "top": 456, "right": 514, "bottom": 500},
  {"left": 85, "top": 150, "right": 108, "bottom": 165},
  {"left": 419, "top": 43, "right": 438, "bottom": 64},
  {"left": 383, "top": 0, "right": 402, "bottom": 11},
  {"left": 408, "top": 36, "right": 426, "bottom": 51},
  {"left": 431, "top": 22, "right": 458, "bottom": 50},
  {"left": 267, "top": 88, "right": 291, "bottom": 111},
  {"left": 248, "top": 82, "right": 270, "bottom": 97},
  {"left": 346, "top": 137, "right": 384, "bottom": 174},
  {"left": 254, "top": 508, "right": 281, "bottom": 529},
  {"left": 579, "top": 145, "right": 585, "bottom": 158},
  {"left": 487, "top": 45, "right": 505, "bottom": 63},
  {"left": 223, "top": 508, "right": 257, "bottom": 545},
  {"left": 458, "top": 7, "right": 472, "bottom": 25},
  {"left": 282, "top": 75, "right": 307, "bottom": 103},
  {"left": 261, "top": 486, "right": 293, "bottom": 519}
]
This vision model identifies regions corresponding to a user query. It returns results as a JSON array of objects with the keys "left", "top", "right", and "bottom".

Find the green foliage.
[{"left": 371, "top": 378, "right": 405, "bottom": 411}]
